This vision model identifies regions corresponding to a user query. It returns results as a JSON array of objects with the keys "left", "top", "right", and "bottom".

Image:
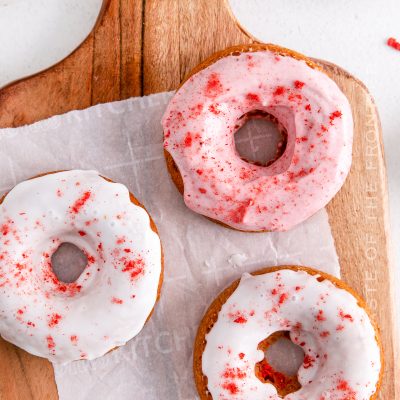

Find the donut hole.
[
  {"left": 255, "top": 331, "right": 303, "bottom": 397},
  {"left": 234, "top": 110, "right": 287, "bottom": 167},
  {"left": 51, "top": 243, "right": 88, "bottom": 283}
]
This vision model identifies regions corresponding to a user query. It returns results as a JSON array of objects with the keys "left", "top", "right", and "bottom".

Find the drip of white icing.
[
  {"left": 0, "top": 170, "right": 162, "bottom": 364},
  {"left": 228, "top": 253, "right": 248, "bottom": 268}
]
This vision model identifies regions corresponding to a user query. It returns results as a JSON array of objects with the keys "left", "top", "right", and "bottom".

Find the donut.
[
  {"left": 0, "top": 170, "right": 163, "bottom": 363},
  {"left": 194, "top": 266, "right": 382, "bottom": 400},
  {"left": 162, "top": 44, "right": 353, "bottom": 231}
]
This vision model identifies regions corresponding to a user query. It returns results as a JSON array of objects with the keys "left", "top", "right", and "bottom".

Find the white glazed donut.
[
  {"left": 163, "top": 44, "right": 353, "bottom": 231},
  {"left": 0, "top": 170, "right": 162, "bottom": 364},
  {"left": 195, "top": 267, "right": 382, "bottom": 400}
]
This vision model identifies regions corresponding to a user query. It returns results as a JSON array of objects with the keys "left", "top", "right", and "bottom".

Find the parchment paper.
[{"left": 0, "top": 92, "right": 340, "bottom": 400}]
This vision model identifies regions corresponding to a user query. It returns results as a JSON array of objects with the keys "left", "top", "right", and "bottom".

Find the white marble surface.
[
  {"left": 0, "top": 0, "right": 104, "bottom": 88},
  {"left": 229, "top": 0, "right": 400, "bottom": 319}
]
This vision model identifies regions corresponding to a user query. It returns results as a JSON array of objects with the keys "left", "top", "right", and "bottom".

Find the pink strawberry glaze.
[{"left": 162, "top": 50, "right": 353, "bottom": 231}]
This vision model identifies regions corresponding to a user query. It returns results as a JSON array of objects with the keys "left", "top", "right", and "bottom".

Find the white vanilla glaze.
[
  {"left": 0, "top": 170, "right": 162, "bottom": 364},
  {"left": 163, "top": 50, "right": 353, "bottom": 231},
  {"left": 202, "top": 269, "right": 381, "bottom": 400}
]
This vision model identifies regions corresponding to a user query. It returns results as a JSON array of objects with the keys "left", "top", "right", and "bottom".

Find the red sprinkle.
[
  {"left": 183, "top": 132, "right": 192, "bottom": 147},
  {"left": 273, "top": 86, "right": 286, "bottom": 96},
  {"left": 221, "top": 366, "right": 246, "bottom": 394},
  {"left": 1, "top": 224, "right": 9, "bottom": 236},
  {"left": 205, "top": 73, "right": 223, "bottom": 97},
  {"left": 337, "top": 379, "right": 356, "bottom": 397},
  {"left": 246, "top": 92, "right": 260, "bottom": 102},
  {"left": 230, "top": 201, "right": 250, "bottom": 224},
  {"left": 388, "top": 37, "right": 400, "bottom": 51},
  {"left": 303, "top": 354, "right": 315, "bottom": 369},
  {"left": 111, "top": 297, "right": 124, "bottom": 304},
  {"left": 233, "top": 316, "right": 247, "bottom": 324},
  {"left": 78, "top": 230, "right": 86, "bottom": 236},
  {"left": 116, "top": 236, "right": 126, "bottom": 245},
  {"left": 229, "top": 310, "right": 249, "bottom": 324},
  {"left": 337, "top": 380, "right": 350, "bottom": 390},
  {"left": 46, "top": 335, "right": 56, "bottom": 350},
  {"left": 199, "top": 188, "right": 207, "bottom": 194},
  {"left": 296, "top": 136, "right": 308, "bottom": 144},
  {"left": 278, "top": 293, "right": 288, "bottom": 304},
  {"left": 48, "top": 313, "right": 62, "bottom": 328},
  {"left": 294, "top": 80, "right": 305, "bottom": 89},
  {"left": 329, "top": 110, "right": 342, "bottom": 124},
  {"left": 339, "top": 310, "right": 354, "bottom": 322},
  {"left": 238, "top": 352, "right": 245, "bottom": 359},
  {"left": 316, "top": 310, "right": 326, "bottom": 321},
  {"left": 209, "top": 104, "right": 221, "bottom": 115},
  {"left": 70, "top": 191, "right": 91, "bottom": 214},
  {"left": 121, "top": 257, "right": 145, "bottom": 282},
  {"left": 70, "top": 335, "right": 78, "bottom": 344},
  {"left": 221, "top": 382, "right": 239, "bottom": 395},
  {"left": 337, "top": 324, "right": 345, "bottom": 331},
  {"left": 222, "top": 367, "right": 246, "bottom": 380},
  {"left": 292, "top": 322, "right": 302, "bottom": 331}
]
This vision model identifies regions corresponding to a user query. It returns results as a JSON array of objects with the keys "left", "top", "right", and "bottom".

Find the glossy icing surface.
[
  {"left": 202, "top": 269, "right": 381, "bottom": 400},
  {"left": 0, "top": 170, "right": 162, "bottom": 364},
  {"left": 163, "top": 50, "right": 353, "bottom": 231}
]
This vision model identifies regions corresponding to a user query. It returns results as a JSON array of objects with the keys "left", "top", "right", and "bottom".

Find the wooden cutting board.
[{"left": 0, "top": 0, "right": 398, "bottom": 399}]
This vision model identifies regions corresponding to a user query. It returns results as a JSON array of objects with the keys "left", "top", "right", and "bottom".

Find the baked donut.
[
  {"left": 194, "top": 266, "right": 382, "bottom": 400},
  {"left": 0, "top": 170, "right": 163, "bottom": 363},
  {"left": 162, "top": 44, "right": 353, "bottom": 231}
]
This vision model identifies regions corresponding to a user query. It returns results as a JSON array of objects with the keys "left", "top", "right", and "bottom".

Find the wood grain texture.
[
  {"left": 315, "top": 61, "right": 397, "bottom": 400},
  {"left": 0, "top": 0, "right": 397, "bottom": 399}
]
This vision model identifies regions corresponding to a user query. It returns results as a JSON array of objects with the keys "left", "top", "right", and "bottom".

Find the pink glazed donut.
[{"left": 162, "top": 44, "right": 353, "bottom": 231}]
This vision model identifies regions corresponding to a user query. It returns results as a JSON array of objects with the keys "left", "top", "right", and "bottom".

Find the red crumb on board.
[{"left": 387, "top": 37, "right": 400, "bottom": 51}]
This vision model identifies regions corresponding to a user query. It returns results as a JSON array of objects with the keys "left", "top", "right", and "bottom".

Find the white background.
[{"left": 229, "top": 0, "right": 400, "bottom": 317}]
